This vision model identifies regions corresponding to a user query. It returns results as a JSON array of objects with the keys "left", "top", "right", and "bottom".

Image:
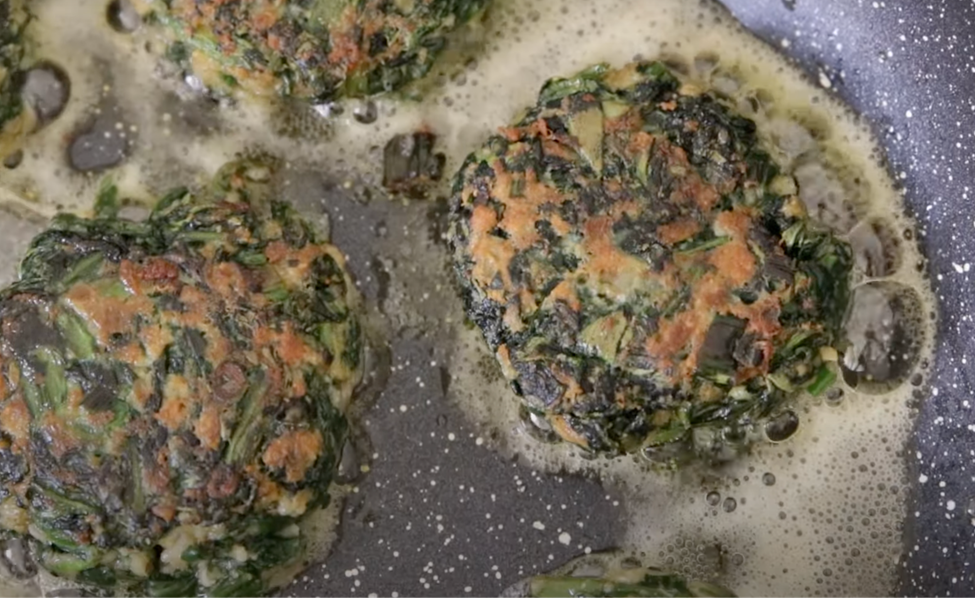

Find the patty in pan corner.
[
  {"left": 0, "top": 160, "right": 362, "bottom": 596},
  {"left": 0, "top": 0, "right": 32, "bottom": 159},
  {"left": 449, "top": 61, "right": 853, "bottom": 458},
  {"left": 133, "top": 0, "right": 491, "bottom": 102},
  {"left": 512, "top": 570, "right": 735, "bottom": 598}
]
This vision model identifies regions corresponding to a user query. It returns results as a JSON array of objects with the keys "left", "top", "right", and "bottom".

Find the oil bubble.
[
  {"left": 723, "top": 497, "right": 737, "bottom": 513},
  {"left": 2, "top": 150, "right": 22, "bottom": 170},
  {"left": 765, "top": 410, "right": 800, "bottom": 442},
  {"left": 334, "top": 439, "right": 367, "bottom": 484},
  {"left": 20, "top": 63, "right": 71, "bottom": 128},
  {"left": 106, "top": 0, "right": 141, "bottom": 33},
  {"left": 519, "top": 408, "right": 561, "bottom": 444},
  {"left": 352, "top": 100, "right": 379, "bottom": 124},
  {"left": 841, "top": 281, "right": 926, "bottom": 393},
  {"left": 693, "top": 52, "right": 720, "bottom": 76},
  {"left": 766, "top": 117, "right": 816, "bottom": 165},
  {"left": 793, "top": 160, "right": 860, "bottom": 233},
  {"left": 710, "top": 68, "right": 742, "bottom": 96},
  {"left": 848, "top": 218, "right": 903, "bottom": 278},
  {"left": 0, "top": 538, "right": 35, "bottom": 580},
  {"left": 825, "top": 387, "right": 844, "bottom": 405},
  {"left": 67, "top": 101, "right": 133, "bottom": 173}
]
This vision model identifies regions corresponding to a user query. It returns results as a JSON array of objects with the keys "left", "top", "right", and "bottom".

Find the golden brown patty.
[
  {"left": 513, "top": 564, "right": 736, "bottom": 597},
  {"left": 0, "top": 161, "right": 361, "bottom": 595},
  {"left": 449, "top": 62, "right": 852, "bottom": 457},
  {"left": 136, "top": 0, "right": 490, "bottom": 101}
]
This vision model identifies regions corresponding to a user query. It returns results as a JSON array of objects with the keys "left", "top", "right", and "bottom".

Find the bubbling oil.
[{"left": 0, "top": 0, "right": 938, "bottom": 597}]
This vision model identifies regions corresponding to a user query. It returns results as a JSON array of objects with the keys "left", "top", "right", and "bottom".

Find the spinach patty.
[
  {"left": 0, "top": 161, "right": 361, "bottom": 595},
  {"left": 135, "top": 0, "right": 490, "bottom": 101},
  {"left": 518, "top": 567, "right": 734, "bottom": 598},
  {"left": 449, "top": 62, "right": 852, "bottom": 457},
  {"left": 0, "top": 0, "right": 31, "bottom": 157}
]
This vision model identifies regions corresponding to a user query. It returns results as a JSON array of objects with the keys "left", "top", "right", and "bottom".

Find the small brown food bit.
[
  {"left": 382, "top": 131, "right": 447, "bottom": 199},
  {"left": 211, "top": 360, "right": 247, "bottom": 402},
  {"left": 206, "top": 464, "right": 240, "bottom": 500},
  {"left": 262, "top": 429, "right": 325, "bottom": 484},
  {"left": 151, "top": 502, "right": 176, "bottom": 523}
]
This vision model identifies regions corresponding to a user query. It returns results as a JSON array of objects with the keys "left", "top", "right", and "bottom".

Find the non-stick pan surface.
[{"left": 274, "top": 1, "right": 974, "bottom": 596}]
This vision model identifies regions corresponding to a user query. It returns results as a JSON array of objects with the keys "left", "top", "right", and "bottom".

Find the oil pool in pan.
[{"left": 0, "top": 0, "right": 953, "bottom": 596}]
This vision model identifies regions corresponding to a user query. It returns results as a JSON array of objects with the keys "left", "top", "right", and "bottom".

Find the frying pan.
[{"left": 1, "top": 0, "right": 969, "bottom": 596}]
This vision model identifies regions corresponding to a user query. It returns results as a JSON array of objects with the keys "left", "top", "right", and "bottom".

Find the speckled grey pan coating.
[{"left": 283, "top": 1, "right": 975, "bottom": 596}]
